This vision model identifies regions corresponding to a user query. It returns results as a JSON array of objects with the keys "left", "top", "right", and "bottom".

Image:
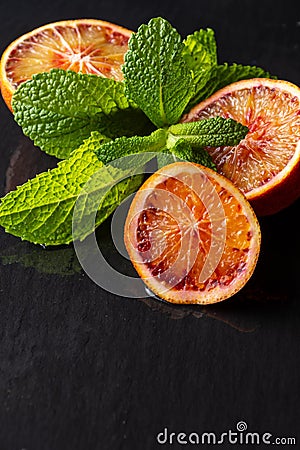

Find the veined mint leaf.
[
  {"left": 123, "top": 17, "right": 194, "bottom": 127},
  {"left": 186, "top": 63, "right": 274, "bottom": 109},
  {"left": 183, "top": 28, "right": 217, "bottom": 67},
  {"left": 77, "top": 130, "right": 112, "bottom": 148},
  {"left": 156, "top": 140, "right": 216, "bottom": 171},
  {"left": 167, "top": 117, "right": 248, "bottom": 148},
  {"left": 171, "top": 139, "right": 216, "bottom": 170},
  {"left": 0, "top": 134, "right": 143, "bottom": 245},
  {"left": 182, "top": 27, "right": 275, "bottom": 110},
  {"left": 183, "top": 28, "right": 217, "bottom": 88},
  {"left": 95, "top": 128, "right": 167, "bottom": 164},
  {"left": 12, "top": 69, "right": 153, "bottom": 159}
]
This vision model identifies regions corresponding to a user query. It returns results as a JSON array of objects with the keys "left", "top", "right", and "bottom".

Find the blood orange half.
[
  {"left": 0, "top": 19, "right": 132, "bottom": 111},
  {"left": 182, "top": 78, "right": 300, "bottom": 215},
  {"left": 124, "top": 162, "right": 261, "bottom": 305}
]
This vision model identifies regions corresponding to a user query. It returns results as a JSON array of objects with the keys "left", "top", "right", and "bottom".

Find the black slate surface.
[{"left": 0, "top": 1, "right": 299, "bottom": 449}]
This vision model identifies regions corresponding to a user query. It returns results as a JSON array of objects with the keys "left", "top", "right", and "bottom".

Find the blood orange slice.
[
  {"left": 124, "top": 162, "right": 261, "bottom": 305},
  {"left": 182, "top": 78, "right": 300, "bottom": 215},
  {"left": 0, "top": 19, "right": 132, "bottom": 111}
]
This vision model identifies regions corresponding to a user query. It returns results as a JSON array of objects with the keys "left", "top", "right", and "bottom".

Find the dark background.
[{"left": 0, "top": 1, "right": 299, "bottom": 449}]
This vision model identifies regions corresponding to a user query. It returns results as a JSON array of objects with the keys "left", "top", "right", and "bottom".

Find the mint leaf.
[
  {"left": 186, "top": 63, "right": 274, "bottom": 109},
  {"left": 156, "top": 152, "right": 178, "bottom": 170},
  {"left": 123, "top": 17, "right": 194, "bottom": 127},
  {"left": 183, "top": 28, "right": 217, "bottom": 89},
  {"left": 158, "top": 117, "right": 247, "bottom": 171},
  {"left": 0, "top": 135, "right": 142, "bottom": 245},
  {"left": 12, "top": 69, "right": 153, "bottom": 159},
  {"left": 95, "top": 128, "right": 167, "bottom": 164},
  {"left": 171, "top": 139, "right": 217, "bottom": 170},
  {"left": 183, "top": 28, "right": 217, "bottom": 68},
  {"left": 168, "top": 117, "right": 248, "bottom": 148},
  {"left": 181, "top": 26, "right": 274, "bottom": 110},
  {"left": 156, "top": 140, "right": 216, "bottom": 171}
]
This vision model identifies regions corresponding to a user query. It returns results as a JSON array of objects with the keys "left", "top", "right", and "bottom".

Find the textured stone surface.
[{"left": 0, "top": 0, "right": 299, "bottom": 449}]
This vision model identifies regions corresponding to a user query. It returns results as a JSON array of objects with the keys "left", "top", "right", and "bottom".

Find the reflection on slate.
[
  {"left": 1, "top": 212, "right": 291, "bottom": 333},
  {"left": 5, "top": 135, "right": 58, "bottom": 194},
  {"left": 0, "top": 242, "right": 81, "bottom": 276},
  {"left": 0, "top": 235, "right": 286, "bottom": 332},
  {"left": 0, "top": 3, "right": 300, "bottom": 450},
  {"left": 141, "top": 285, "right": 289, "bottom": 332}
]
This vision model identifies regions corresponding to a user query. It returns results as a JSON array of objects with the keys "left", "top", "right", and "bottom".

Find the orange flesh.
[
  {"left": 135, "top": 172, "right": 254, "bottom": 293},
  {"left": 5, "top": 23, "right": 129, "bottom": 87},
  {"left": 188, "top": 86, "right": 300, "bottom": 194}
]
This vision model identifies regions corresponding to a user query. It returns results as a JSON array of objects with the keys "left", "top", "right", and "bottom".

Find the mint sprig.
[
  {"left": 93, "top": 118, "right": 247, "bottom": 165},
  {"left": 1, "top": 16, "right": 276, "bottom": 245},
  {"left": 167, "top": 117, "right": 248, "bottom": 149},
  {"left": 95, "top": 129, "right": 167, "bottom": 164}
]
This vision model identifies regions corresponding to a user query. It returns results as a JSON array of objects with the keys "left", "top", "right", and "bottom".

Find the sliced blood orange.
[
  {"left": 124, "top": 162, "right": 261, "bottom": 305},
  {"left": 0, "top": 19, "right": 132, "bottom": 111},
  {"left": 182, "top": 78, "right": 300, "bottom": 215}
]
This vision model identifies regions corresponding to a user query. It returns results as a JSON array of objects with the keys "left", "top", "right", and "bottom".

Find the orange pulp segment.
[{"left": 125, "top": 162, "right": 261, "bottom": 305}]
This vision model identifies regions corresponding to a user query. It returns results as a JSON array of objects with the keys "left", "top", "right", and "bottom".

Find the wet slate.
[{"left": 0, "top": 1, "right": 299, "bottom": 449}]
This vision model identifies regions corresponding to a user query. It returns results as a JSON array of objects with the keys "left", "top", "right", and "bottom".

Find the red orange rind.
[
  {"left": 125, "top": 162, "right": 261, "bottom": 305},
  {"left": 0, "top": 19, "right": 132, "bottom": 111},
  {"left": 182, "top": 78, "right": 300, "bottom": 215}
]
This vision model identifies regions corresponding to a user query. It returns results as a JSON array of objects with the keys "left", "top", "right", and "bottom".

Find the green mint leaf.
[
  {"left": 156, "top": 139, "right": 216, "bottom": 171},
  {"left": 183, "top": 28, "right": 217, "bottom": 68},
  {"left": 95, "top": 128, "right": 167, "bottom": 164},
  {"left": 167, "top": 117, "right": 248, "bottom": 148},
  {"left": 182, "top": 28, "right": 217, "bottom": 88},
  {"left": 171, "top": 139, "right": 216, "bottom": 170},
  {"left": 186, "top": 63, "right": 274, "bottom": 109},
  {"left": 156, "top": 152, "right": 178, "bottom": 170},
  {"left": 123, "top": 17, "right": 194, "bottom": 127},
  {"left": 77, "top": 130, "right": 112, "bottom": 148},
  {"left": 12, "top": 69, "right": 153, "bottom": 159},
  {"left": 0, "top": 134, "right": 142, "bottom": 245}
]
